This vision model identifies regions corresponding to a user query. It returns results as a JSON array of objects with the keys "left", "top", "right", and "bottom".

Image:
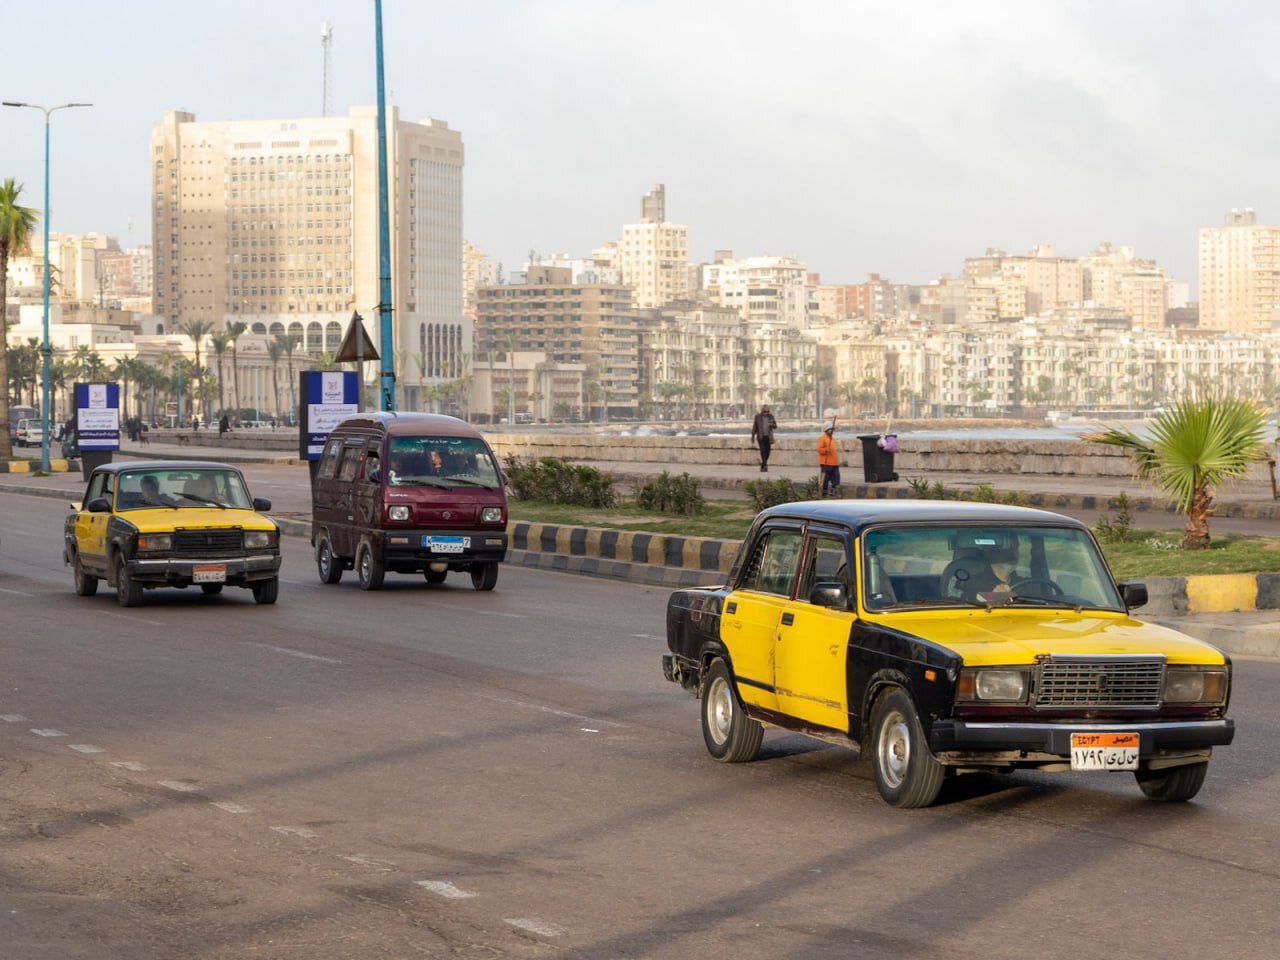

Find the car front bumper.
[
  {"left": 377, "top": 529, "right": 508, "bottom": 566},
  {"left": 930, "top": 718, "right": 1235, "bottom": 757},
  {"left": 126, "top": 553, "right": 282, "bottom": 584}
]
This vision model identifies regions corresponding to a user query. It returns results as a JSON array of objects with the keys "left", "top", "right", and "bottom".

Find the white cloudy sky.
[{"left": 3, "top": 1, "right": 1277, "bottom": 291}]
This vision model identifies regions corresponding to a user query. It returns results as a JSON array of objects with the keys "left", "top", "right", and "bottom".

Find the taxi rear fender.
[{"left": 697, "top": 641, "right": 734, "bottom": 698}]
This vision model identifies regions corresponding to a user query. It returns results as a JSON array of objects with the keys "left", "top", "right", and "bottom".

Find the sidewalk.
[
  {"left": 115, "top": 438, "right": 298, "bottom": 465},
  {"left": 1154, "top": 611, "right": 1280, "bottom": 658}
]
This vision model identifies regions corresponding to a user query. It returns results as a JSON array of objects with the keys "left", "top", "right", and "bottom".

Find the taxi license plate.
[
  {"left": 1070, "top": 732, "right": 1139, "bottom": 771},
  {"left": 423, "top": 536, "right": 468, "bottom": 553},
  {"left": 193, "top": 564, "right": 227, "bottom": 584}
]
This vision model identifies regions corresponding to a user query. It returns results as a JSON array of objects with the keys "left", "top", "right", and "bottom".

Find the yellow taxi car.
[
  {"left": 663, "top": 501, "right": 1233, "bottom": 807},
  {"left": 63, "top": 460, "right": 282, "bottom": 607}
]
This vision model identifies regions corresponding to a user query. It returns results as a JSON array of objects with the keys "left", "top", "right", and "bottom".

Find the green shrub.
[
  {"left": 1095, "top": 492, "right": 1134, "bottom": 544},
  {"left": 907, "top": 477, "right": 932, "bottom": 499},
  {"left": 636, "top": 471, "right": 706, "bottom": 515},
  {"left": 744, "top": 476, "right": 822, "bottom": 511},
  {"left": 970, "top": 483, "right": 998, "bottom": 503},
  {"left": 1001, "top": 489, "right": 1023, "bottom": 506},
  {"left": 503, "top": 455, "right": 616, "bottom": 507},
  {"left": 929, "top": 481, "right": 952, "bottom": 501}
]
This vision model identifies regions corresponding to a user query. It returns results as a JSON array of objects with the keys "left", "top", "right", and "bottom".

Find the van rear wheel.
[
  {"left": 470, "top": 562, "right": 498, "bottom": 591},
  {"left": 317, "top": 537, "right": 343, "bottom": 585},
  {"left": 424, "top": 568, "right": 448, "bottom": 584},
  {"left": 357, "top": 542, "right": 385, "bottom": 591},
  {"left": 73, "top": 555, "right": 98, "bottom": 597}
]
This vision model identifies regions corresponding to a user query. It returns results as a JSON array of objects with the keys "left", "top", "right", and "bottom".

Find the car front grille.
[
  {"left": 171, "top": 529, "right": 244, "bottom": 557},
  {"left": 1033, "top": 656, "right": 1165, "bottom": 709}
]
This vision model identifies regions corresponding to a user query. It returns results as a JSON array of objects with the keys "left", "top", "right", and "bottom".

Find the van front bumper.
[
  {"left": 126, "top": 553, "right": 282, "bottom": 584},
  {"left": 378, "top": 529, "right": 508, "bottom": 566},
  {"left": 930, "top": 718, "right": 1235, "bottom": 757}
]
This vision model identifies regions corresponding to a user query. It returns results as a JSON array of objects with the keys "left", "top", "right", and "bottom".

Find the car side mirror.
[
  {"left": 809, "top": 581, "right": 848, "bottom": 610},
  {"left": 252, "top": 497, "right": 272, "bottom": 512},
  {"left": 86, "top": 497, "right": 112, "bottom": 514},
  {"left": 1118, "top": 581, "right": 1148, "bottom": 611}
]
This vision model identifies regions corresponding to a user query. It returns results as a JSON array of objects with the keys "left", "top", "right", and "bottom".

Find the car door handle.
[{"left": 780, "top": 612, "right": 794, "bottom": 626}]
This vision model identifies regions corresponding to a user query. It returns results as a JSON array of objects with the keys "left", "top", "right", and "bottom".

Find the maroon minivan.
[{"left": 311, "top": 413, "right": 508, "bottom": 591}]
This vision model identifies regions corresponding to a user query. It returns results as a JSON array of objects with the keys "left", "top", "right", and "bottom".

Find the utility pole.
[
  {"left": 320, "top": 21, "right": 334, "bottom": 117},
  {"left": 373, "top": 0, "right": 396, "bottom": 411}
]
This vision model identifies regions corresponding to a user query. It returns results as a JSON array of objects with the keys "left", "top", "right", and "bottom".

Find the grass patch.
[
  {"left": 1103, "top": 529, "right": 1280, "bottom": 579},
  {"left": 508, "top": 498, "right": 756, "bottom": 540}
]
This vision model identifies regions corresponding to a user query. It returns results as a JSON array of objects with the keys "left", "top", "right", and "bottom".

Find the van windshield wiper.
[
  {"left": 390, "top": 477, "right": 452, "bottom": 488},
  {"left": 442, "top": 475, "right": 496, "bottom": 488}
]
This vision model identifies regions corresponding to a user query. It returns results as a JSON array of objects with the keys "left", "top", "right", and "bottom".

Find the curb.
[
  {"left": 117, "top": 447, "right": 299, "bottom": 466},
  {"left": 1153, "top": 618, "right": 1280, "bottom": 658},
  {"left": 0, "top": 458, "right": 77, "bottom": 474}
]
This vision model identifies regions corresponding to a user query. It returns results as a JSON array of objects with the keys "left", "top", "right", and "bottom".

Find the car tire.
[
  {"left": 424, "top": 568, "right": 448, "bottom": 584},
  {"left": 1135, "top": 761, "right": 1208, "bottom": 802},
  {"left": 469, "top": 562, "right": 498, "bottom": 591},
  {"left": 73, "top": 555, "right": 98, "bottom": 597},
  {"left": 701, "top": 659, "right": 763, "bottom": 763},
  {"left": 356, "top": 542, "right": 384, "bottom": 591},
  {"left": 251, "top": 577, "right": 280, "bottom": 605},
  {"left": 870, "top": 687, "right": 945, "bottom": 808},
  {"left": 316, "top": 538, "right": 343, "bottom": 585},
  {"left": 115, "top": 554, "right": 144, "bottom": 608},
  {"left": 200, "top": 583, "right": 224, "bottom": 596}
]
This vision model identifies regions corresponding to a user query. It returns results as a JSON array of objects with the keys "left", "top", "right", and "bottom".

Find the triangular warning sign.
[{"left": 334, "top": 311, "right": 380, "bottom": 364}]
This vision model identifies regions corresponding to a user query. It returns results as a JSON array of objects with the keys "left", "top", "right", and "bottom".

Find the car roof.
[
  {"left": 332, "top": 412, "right": 485, "bottom": 439},
  {"left": 93, "top": 460, "right": 244, "bottom": 474},
  {"left": 759, "top": 498, "right": 1088, "bottom": 534}
]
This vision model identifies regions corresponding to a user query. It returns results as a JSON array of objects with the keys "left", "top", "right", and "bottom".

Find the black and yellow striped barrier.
[{"left": 0, "top": 458, "right": 75, "bottom": 474}]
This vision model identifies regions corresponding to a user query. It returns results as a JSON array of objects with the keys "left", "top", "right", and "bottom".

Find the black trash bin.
[{"left": 857, "top": 434, "right": 899, "bottom": 483}]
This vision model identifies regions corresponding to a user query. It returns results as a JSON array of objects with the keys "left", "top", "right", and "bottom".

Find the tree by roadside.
[{"left": 0, "top": 179, "right": 38, "bottom": 458}]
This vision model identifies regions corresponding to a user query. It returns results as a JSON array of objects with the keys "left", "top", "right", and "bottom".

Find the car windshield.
[
  {"left": 862, "top": 524, "right": 1123, "bottom": 612},
  {"left": 115, "top": 468, "right": 253, "bottom": 511},
  {"left": 386, "top": 436, "right": 501, "bottom": 489}
]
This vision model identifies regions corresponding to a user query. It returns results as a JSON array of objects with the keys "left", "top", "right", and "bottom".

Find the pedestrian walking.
[
  {"left": 751, "top": 404, "right": 777, "bottom": 472},
  {"left": 219, "top": 413, "right": 230, "bottom": 437},
  {"left": 818, "top": 419, "right": 841, "bottom": 497}
]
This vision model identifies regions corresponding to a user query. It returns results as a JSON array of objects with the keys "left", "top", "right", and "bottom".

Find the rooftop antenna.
[{"left": 320, "top": 20, "right": 334, "bottom": 116}]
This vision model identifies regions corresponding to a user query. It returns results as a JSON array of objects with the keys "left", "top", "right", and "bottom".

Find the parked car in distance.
[
  {"left": 15, "top": 418, "right": 45, "bottom": 448},
  {"left": 63, "top": 460, "right": 282, "bottom": 606},
  {"left": 663, "top": 500, "right": 1234, "bottom": 808},
  {"left": 311, "top": 413, "right": 508, "bottom": 591}
]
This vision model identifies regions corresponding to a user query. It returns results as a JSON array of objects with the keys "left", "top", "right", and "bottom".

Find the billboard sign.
[
  {"left": 299, "top": 370, "right": 359, "bottom": 460},
  {"left": 75, "top": 382, "right": 121, "bottom": 451}
]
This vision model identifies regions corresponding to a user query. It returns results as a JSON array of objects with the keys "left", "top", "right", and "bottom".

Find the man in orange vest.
[{"left": 818, "top": 419, "right": 841, "bottom": 498}]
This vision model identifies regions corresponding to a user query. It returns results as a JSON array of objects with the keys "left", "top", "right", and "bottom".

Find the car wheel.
[
  {"left": 251, "top": 577, "right": 279, "bottom": 605},
  {"left": 870, "top": 687, "right": 945, "bottom": 808},
  {"left": 701, "top": 659, "right": 763, "bottom": 763},
  {"left": 72, "top": 555, "right": 98, "bottom": 597},
  {"left": 316, "top": 538, "right": 343, "bottom": 585},
  {"left": 115, "top": 554, "right": 144, "bottom": 608},
  {"left": 1135, "top": 761, "right": 1208, "bottom": 802},
  {"left": 469, "top": 562, "right": 498, "bottom": 591},
  {"left": 356, "top": 542, "right": 384, "bottom": 591},
  {"left": 424, "top": 568, "right": 448, "bottom": 584},
  {"left": 200, "top": 583, "right": 224, "bottom": 596}
]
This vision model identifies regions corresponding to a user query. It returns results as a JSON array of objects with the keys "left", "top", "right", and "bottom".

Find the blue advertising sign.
[
  {"left": 75, "top": 382, "right": 121, "bottom": 451},
  {"left": 299, "top": 370, "right": 359, "bottom": 460}
]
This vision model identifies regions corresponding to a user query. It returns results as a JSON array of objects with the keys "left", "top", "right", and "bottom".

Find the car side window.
[
  {"left": 317, "top": 439, "right": 341, "bottom": 479},
  {"left": 337, "top": 444, "right": 363, "bottom": 482},
  {"left": 798, "top": 535, "right": 850, "bottom": 602},
  {"left": 84, "top": 472, "right": 105, "bottom": 506},
  {"left": 363, "top": 445, "right": 381, "bottom": 481},
  {"left": 740, "top": 529, "right": 804, "bottom": 597},
  {"left": 101, "top": 473, "right": 116, "bottom": 507}
]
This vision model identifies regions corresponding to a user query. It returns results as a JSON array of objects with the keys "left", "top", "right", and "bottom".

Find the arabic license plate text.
[
  {"left": 193, "top": 564, "right": 227, "bottom": 583},
  {"left": 1070, "top": 732, "right": 1139, "bottom": 771},
  {"left": 423, "top": 536, "right": 468, "bottom": 554}
]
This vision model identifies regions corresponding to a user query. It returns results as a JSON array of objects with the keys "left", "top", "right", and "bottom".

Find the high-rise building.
[
  {"left": 462, "top": 240, "right": 497, "bottom": 319},
  {"left": 98, "top": 245, "right": 154, "bottom": 313},
  {"left": 474, "top": 266, "right": 639, "bottom": 417},
  {"left": 612, "top": 184, "right": 689, "bottom": 308},
  {"left": 1199, "top": 209, "right": 1280, "bottom": 332},
  {"left": 151, "top": 106, "right": 466, "bottom": 407},
  {"left": 8, "top": 232, "right": 118, "bottom": 303}
]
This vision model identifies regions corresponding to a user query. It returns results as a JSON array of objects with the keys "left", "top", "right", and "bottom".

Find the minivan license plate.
[
  {"left": 193, "top": 563, "right": 226, "bottom": 583},
  {"left": 423, "top": 536, "right": 468, "bottom": 553},
  {"left": 1070, "top": 732, "right": 1139, "bottom": 771}
]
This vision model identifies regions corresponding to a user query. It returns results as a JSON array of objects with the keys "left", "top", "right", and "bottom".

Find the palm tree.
[
  {"left": 226, "top": 320, "right": 248, "bottom": 415},
  {"left": 0, "top": 179, "right": 38, "bottom": 458},
  {"left": 1084, "top": 397, "right": 1268, "bottom": 550},
  {"left": 266, "top": 338, "right": 285, "bottom": 419},
  {"left": 177, "top": 318, "right": 215, "bottom": 422},
  {"left": 209, "top": 331, "right": 232, "bottom": 417},
  {"left": 278, "top": 333, "right": 298, "bottom": 421}
]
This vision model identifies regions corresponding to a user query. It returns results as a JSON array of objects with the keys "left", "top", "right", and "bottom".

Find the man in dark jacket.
[{"left": 750, "top": 405, "right": 777, "bottom": 472}]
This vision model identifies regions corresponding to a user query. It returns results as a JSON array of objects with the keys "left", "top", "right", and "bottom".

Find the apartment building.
[
  {"left": 474, "top": 266, "right": 639, "bottom": 417},
  {"left": 7, "top": 232, "right": 119, "bottom": 303},
  {"left": 608, "top": 184, "right": 690, "bottom": 308},
  {"left": 151, "top": 106, "right": 466, "bottom": 408},
  {"left": 469, "top": 350, "right": 586, "bottom": 422},
  {"left": 1199, "top": 209, "right": 1280, "bottom": 332},
  {"left": 638, "top": 301, "right": 747, "bottom": 417},
  {"left": 702, "top": 253, "right": 808, "bottom": 328},
  {"left": 462, "top": 240, "right": 497, "bottom": 319}
]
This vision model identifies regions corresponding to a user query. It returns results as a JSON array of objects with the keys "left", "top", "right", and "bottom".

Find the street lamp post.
[{"left": 2, "top": 101, "right": 92, "bottom": 472}]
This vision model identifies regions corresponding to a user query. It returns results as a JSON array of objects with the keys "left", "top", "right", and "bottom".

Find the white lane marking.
[
  {"left": 29, "top": 728, "right": 67, "bottom": 738},
  {"left": 0, "top": 587, "right": 34, "bottom": 596},
  {"left": 97, "top": 610, "right": 165, "bottom": 627},
  {"left": 157, "top": 780, "right": 201, "bottom": 793},
  {"left": 475, "top": 694, "right": 626, "bottom": 729},
  {"left": 504, "top": 918, "right": 565, "bottom": 937},
  {"left": 432, "top": 603, "right": 526, "bottom": 619},
  {"left": 110, "top": 760, "right": 148, "bottom": 771},
  {"left": 279, "top": 579, "right": 320, "bottom": 587},
  {"left": 243, "top": 641, "right": 343, "bottom": 664},
  {"left": 414, "top": 879, "right": 477, "bottom": 900},
  {"left": 211, "top": 801, "right": 253, "bottom": 814},
  {"left": 67, "top": 744, "right": 105, "bottom": 754},
  {"left": 630, "top": 632, "right": 662, "bottom": 640},
  {"left": 0, "top": 714, "right": 30, "bottom": 723},
  {"left": 580, "top": 728, "right": 599, "bottom": 734},
  {"left": 270, "top": 825, "right": 318, "bottom": 839},
  {"left": 339, "top": 854, "right": 395, "bottom": 871}
]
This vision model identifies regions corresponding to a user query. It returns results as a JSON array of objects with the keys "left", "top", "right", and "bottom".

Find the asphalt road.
[{"left": 1, "top": 489, "right": 1278, "bottom": 959}]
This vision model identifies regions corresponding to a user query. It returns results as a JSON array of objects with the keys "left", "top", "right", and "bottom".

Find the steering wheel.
[{"left": 1011, "top": 576, "right": 1064, "bottom": 598}]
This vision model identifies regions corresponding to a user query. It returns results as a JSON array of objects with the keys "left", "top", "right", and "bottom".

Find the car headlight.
[
  {"left": 1164, "top": 667, "right": 1227, "bottom": 704},
  {"left": 482, "top": 506, "right": 503, "bottom": 523},
  {"left": 136, "top": 534, "right": 171, "bottom": 552},
  {"left": 388, "top": 505, "right": 411, "bottom": 521},
  {"left": 958, "top": 668, "right": 1028, "bottom": 702},
  {"left": 244, "top": 530, "right": 277, "bottom": 549}
]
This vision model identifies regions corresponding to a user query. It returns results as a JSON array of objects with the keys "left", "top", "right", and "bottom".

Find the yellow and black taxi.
[
  {"left": 63, "top": 460, "right": 282, "bottom": 607},
  {"left": 663, "top": 501, "right": 1234, "bottom": 807}
]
